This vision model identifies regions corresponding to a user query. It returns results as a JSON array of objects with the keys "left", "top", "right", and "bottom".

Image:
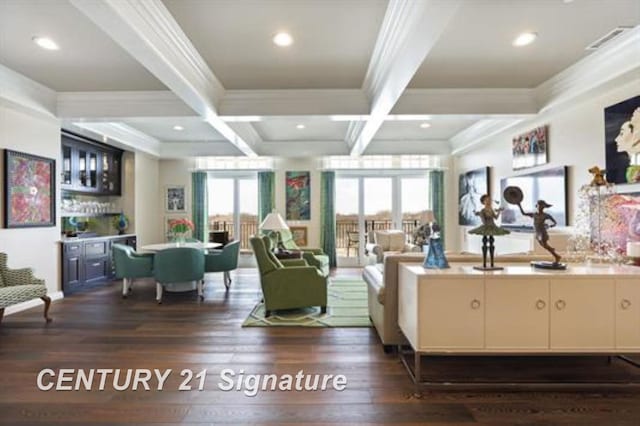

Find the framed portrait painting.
[
  {"left": 289, "top": 226, "right": 308, "bottom": 247},
  {"left": 604, "top": 95, "right": 640, "bottom": 184},
  {"left": 165, "top": 185, "right": 186, "bottom": 213},
  {"left": 285, "top": 171, "right": 310, "bottom": 220},
  {"left": 458, "top": 167, "right": 489, "bottom": 226},
  {"left": 512, "top": 125, "right": 548, "bottom": 170},
  {"left": 3, "top": 150, "right": 56, "bottom": 228}
]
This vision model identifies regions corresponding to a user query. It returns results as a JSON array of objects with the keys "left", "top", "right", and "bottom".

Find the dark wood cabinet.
[
  {"left": 61, "top": 130, "right": 123, "bottom": 196},
  {"left": 61, "top": 235, "right": 137, "bottom": 294}
]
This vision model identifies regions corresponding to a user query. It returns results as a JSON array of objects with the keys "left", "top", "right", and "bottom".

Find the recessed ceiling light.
[
  {"left": 296, "top": 124, "right": 305, "bottom": 129},
  {"left": 32, "top": 36, "right": 59, "bottom": 50},
  {"left": 419, "top": 122, "right": 431, "bottom": 129},
  {"left": 273, "top": 32, "right": 293, "bottom": 47},
  {"left": 563, "top": 0, "right": 574, "bottom": 3},
  {"left": 173, "top": 125, "right": 184, "bottom": 131},
  {"left": 513, "top": 32, "right": 538, "bottom": 47}
]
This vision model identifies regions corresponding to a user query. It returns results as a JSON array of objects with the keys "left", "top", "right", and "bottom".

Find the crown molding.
[
  {"left": 70, "top": 0, "right": 256, "bottom": 157},
  {"left": 220, "top": 89, "right": 368, "bottom": 116},
  {"left": 71, "top": 122, "right": 161, "bottom": 157},
  {"left": 450, "top": 118, "right": 527, "bottom": 155},
  {"left": 57, "top": 91, "right": 195, "bottom": 119},
  {"left": 0, "top": 64, "right": 57, "bottom": 118},
  {"left": 351, "top": 0, "right": 462, "bottom": 156},
  {"left": 535, "top": 25, "right": 640, "bottom": 114},
  {"left": 394, "top": 88, "right": 537, "bottom": 115}
]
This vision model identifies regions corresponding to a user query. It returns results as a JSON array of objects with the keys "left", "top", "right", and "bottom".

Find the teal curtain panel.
[
  {"left": 258, "top": 171, "right": 275, "bottom": 225},
  {"left": 191, "top": 172, "right": 208, "bottom": 242},
  {"left": 429, "top": 170, "right": 445, "bottom": 247},
  {"left": 320, "top": 171, "right": 337, "bottom": 268}
]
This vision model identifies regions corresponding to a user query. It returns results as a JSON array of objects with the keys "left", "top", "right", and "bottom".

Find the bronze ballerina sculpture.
[{"left": 468, "top": 194, "right": 510, "bottom": 270}]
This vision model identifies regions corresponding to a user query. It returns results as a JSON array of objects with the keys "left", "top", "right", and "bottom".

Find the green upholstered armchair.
[
  {"left": 112, "top": 244, "right": 154, "bottom": 298},
  {"left": 153, "top": 248, "right": 205, "bottom": 304},
  {"left": 204, "top": 240, "right": 240, "bottom": 289},
  {"left": 0, "top": 252, "right": 51, "bottom": 324},
  {"left": 250, "top": 237, "right": 327, "bottom": 318},
  {"left": 279, "top": 228, "right": 330, "bottom": 277}
]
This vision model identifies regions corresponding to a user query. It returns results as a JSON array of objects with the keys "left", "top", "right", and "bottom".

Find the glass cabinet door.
[
  {"left": 62, "top": 145, "right": 72, "bottom": 186},
  {"left": 79, "top": 150, "right": 87, "bottom": 187}
]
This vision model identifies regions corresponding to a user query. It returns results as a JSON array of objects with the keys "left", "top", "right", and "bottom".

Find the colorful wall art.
[
  {"left": 285, "top": 171, "right": 311, "bottom": 220},
  {"left": 604, "top": 95, "right": 640, "bottom": 184},
  {"left": 590, "top": 191, "right": 640, "bottom": 253},
  {"left": 3, "top": 150, "right": 55, "bottom": 228},
  {"left": 511, "top": 125, "right": 548, "bottom": 170}
]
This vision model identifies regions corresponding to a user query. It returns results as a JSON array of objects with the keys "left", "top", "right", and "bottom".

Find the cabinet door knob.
[
  {"left": 555, "top": 299, "right": 566, "bottom": 310},
  {"left": 470, "top": 299, "right": 481, "bottom": 310},
  {"left": 620, "top": 299, "right": 632, "bottom": 310},
  {"left": 535, "top": 299, "right": 546, "bottom": 310}
]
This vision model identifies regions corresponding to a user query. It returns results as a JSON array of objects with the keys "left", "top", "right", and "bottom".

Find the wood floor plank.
[{"left": 0, "top": 268, "right": 639, "bottom": 424}]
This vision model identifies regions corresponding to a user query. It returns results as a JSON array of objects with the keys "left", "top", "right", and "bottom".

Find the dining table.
[{"left": 139, "top": 241, "right": 222, "bottom": 252}]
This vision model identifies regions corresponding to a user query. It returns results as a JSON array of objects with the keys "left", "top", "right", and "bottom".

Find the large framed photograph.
[
  {"left": 289, "top": 226, "right": 308, "bottom": 247},
  {"left": 165, "top": 185, "right": 186, "bottom": 213},
  {"left": 458, "top": 167, "right": 489, "bottom": 226},
  {"left": 512, "top": 125, "right": 548, "bottom": 170},
  {"left": 604, "top": 95, "right": 640, "bottom": 184},
  {"left": 285, "top": 171, "right": 311, "bottom": 220},
  {"left": 3, "top": 150, "right": 56, "bottom": 228}
]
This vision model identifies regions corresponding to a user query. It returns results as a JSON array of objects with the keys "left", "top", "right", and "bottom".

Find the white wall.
[
  {"left": 158, "top": 158, "right": 194, "bottom": 241},
  {"left": 0, "top": 102, "right": 62, "bottom": 298},
  {"left": 134, "top": 152, "right": 162, "bottom": 246},
  {"left": 451, "top": 78, "right": 640, "bottom": 253}
]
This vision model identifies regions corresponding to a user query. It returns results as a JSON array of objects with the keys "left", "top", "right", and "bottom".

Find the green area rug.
[{"left": 242, "top": 279, "right": 372, "bottom": 327}]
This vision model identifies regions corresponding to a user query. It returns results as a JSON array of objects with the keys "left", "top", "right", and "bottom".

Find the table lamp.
[
  {"left": 260, "top": 211, "right": 289, "bottom": 251},
  {"left": 627, "top": 242, "right": 640, "bottom": 266}
]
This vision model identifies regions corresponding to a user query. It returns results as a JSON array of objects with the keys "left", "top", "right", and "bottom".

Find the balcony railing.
[{"left": 207, "top": 219, "right": 421, "bottom": 254}]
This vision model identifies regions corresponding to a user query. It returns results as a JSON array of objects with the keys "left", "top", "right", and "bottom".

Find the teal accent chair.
[
  {"left": 204, "top": 240, "right": 240, "bottom": 289},
  {"left": 153, "top": 248, "right": 205, "bottom": 304},
  {"left": 279, "top": 229, "right": 330, "bottom": 276},
  {"left": 112, "top": 244, "right": 154, "bottom": 298},
  {"left": 250, "top": 237, "right": 327, "bottom": 318},
  {"left": 0, "top": 253, "right": 51, "bottom": 324}
]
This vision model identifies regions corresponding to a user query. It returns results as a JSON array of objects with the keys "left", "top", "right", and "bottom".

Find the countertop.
[{"left": 60, "top": 233, "right": 136, "bottom": 243}]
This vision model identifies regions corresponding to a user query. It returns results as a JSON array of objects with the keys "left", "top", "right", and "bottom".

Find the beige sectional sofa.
[{"left": 363, "top": 252, "right": 556, "bottom": 350}]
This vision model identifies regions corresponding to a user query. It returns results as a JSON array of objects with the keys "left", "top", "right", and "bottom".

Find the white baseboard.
[{"left": 5, "top": 291, "right": 64, "bottom": 316}]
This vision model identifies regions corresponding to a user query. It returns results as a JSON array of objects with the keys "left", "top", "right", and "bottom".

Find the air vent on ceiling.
[{"left": 586, "top": 26, "right": 633, "bottom": 50}]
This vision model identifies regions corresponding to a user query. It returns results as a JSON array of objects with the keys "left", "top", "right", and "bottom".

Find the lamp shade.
[
  {"left": 420, "top": 210, "right": 436, "bottom": 224},
  {"left": 260, "top": 212, "right": 289, "bottom": 231}
]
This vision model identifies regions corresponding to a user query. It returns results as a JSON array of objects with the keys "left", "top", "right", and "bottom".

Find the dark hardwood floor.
[{"left": 1, "top": 268, "right": 639, "bottom": 425}]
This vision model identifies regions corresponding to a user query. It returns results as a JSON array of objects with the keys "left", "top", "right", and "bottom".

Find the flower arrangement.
[{"left": 169, "top": 218, "right": 194, "bottom": 238}]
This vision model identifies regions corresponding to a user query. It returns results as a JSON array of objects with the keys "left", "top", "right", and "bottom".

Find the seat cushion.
[
  {"left": 363, "top": 265, "right": 385, "bottom": 305},
  {"left": 0, "top": 284, "right": 47, "bottom": 308}
]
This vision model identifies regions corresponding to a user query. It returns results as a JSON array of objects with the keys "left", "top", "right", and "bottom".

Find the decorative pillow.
[
  {"left": 375, "top": 231, "right": 391, "bottom": 251},
  {"left": 388, "top": 232, "right": 406, "bottom": 251}
]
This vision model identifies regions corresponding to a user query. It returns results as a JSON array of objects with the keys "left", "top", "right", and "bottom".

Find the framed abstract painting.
[
  {"left": 285, "top": 171, "right": 311, "bottom": 220},
  {"left": 3, "top": 149, "right": 56, "bottom": 228},
  {"left": 289, "top": 226, "right": 308, "bottom": 247}
]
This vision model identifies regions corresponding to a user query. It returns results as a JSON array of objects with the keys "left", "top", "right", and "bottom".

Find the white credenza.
[{"left": 397, "top": 263, "right": 640, "bottom": 381}]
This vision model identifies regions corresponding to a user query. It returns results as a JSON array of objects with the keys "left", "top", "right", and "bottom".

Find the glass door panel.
[
  {"left": 208, "top": 178, "right": 235, "bottom": 242},
  {"left": 238, "top": 179, "right": 258, "bottom": 251},
  {"left": 401, "top": 177, "right": 430, "bottom": 245},
  {"left": 335, "top": 178, "right": 359, "bottom": 259},
  {"left": 364, "top": 178, "right": 393, "bottom": 235}
]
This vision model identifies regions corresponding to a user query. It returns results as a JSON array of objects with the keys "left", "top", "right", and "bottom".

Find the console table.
[{"left": 398, "top": 263, "right": 640, "bottom": 384}]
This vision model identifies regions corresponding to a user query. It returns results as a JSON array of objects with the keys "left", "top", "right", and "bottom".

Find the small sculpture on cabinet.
[
  {"left": 423, "top": 223, "right": 449, "bottom": 269},
  {"left": 503, "top": 186, "right": 567, "bottom": 270},
  {"left": 468, "top": 194, "right": 510, "bottom": 270}
]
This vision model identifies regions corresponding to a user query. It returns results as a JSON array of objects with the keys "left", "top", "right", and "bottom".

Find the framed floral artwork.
[{"left": 3, "top": 150, "right": 56, "bottom": 228}]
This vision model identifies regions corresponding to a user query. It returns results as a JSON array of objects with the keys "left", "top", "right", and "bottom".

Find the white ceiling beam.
[
  {"left": 449, "top": 118, "right": 528, "bottom": 155},
  {"left": 350, "top": 0, "right": 462, "bottom": 156},
  {"left": 535, "top": 25, "right": 640, "bottom": 114},
  {"left": 0, "top": 64, "right": 57, "bottom": 118},
  {"left": 57, "top": 91, "right": 194, "bottom": 119},
  {"left": 70, "top": 122, "right": 161, "bottom": 157},
  {"left": 70, "top": 0, "right": 257, "bottom": 157}
]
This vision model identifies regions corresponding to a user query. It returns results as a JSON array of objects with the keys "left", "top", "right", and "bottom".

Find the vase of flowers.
[{"left": 169, "top": 218, "right": 194, "bottom": 245}]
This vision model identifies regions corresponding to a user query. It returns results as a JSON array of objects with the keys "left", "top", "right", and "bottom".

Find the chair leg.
[
  {"left": 40, "top": 296, "right": 52, "bottom": 323},
  {"left": 156, "top": 282, "right": 163, "bottom": 304},
  {"left": 197, "top": 280, "right": 204, "bottom": 301},
  {"left": 122, "top": 278, "right": 129, "bottom": 298},
  {"left": 224, "top": 271, "right": 231, "bottom": 289},
  {"left": 0, "top": 308, "right": 4, "bottom": 324}
]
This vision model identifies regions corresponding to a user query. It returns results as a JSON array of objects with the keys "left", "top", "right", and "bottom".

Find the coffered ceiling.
[{"left": 1, "top": 0, "right": 639, "bottom": 158}]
